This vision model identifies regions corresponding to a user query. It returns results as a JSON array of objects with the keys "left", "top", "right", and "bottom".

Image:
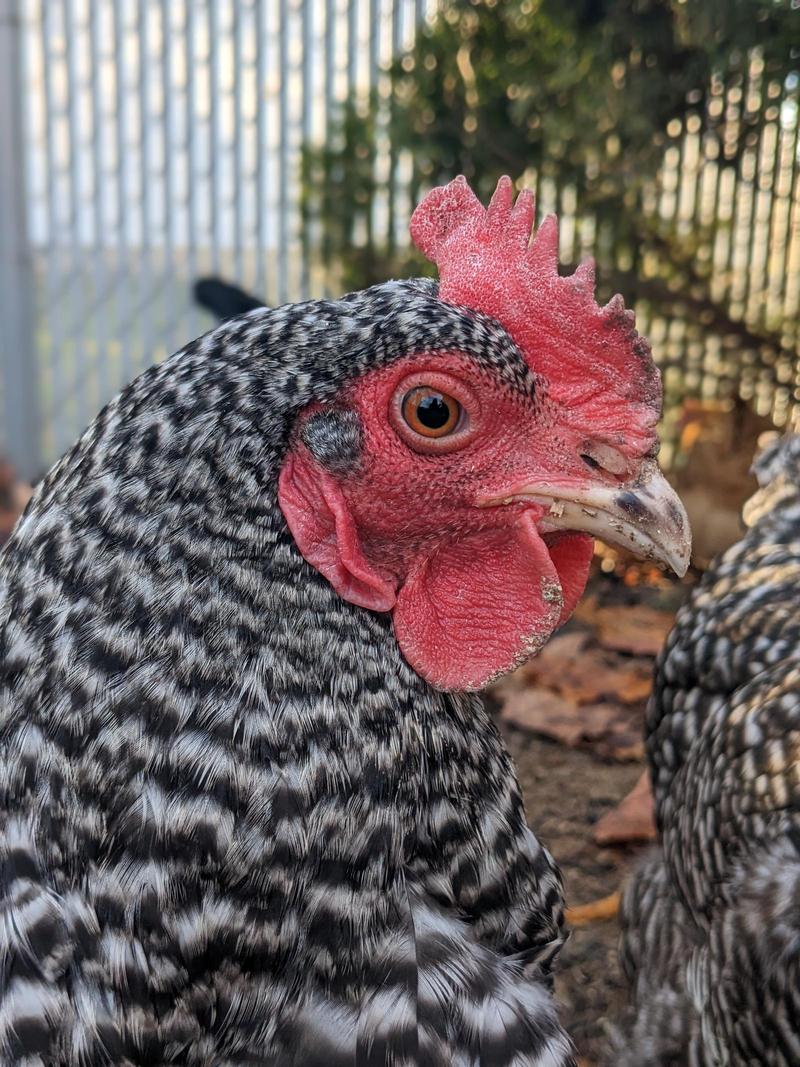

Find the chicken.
[
  {"left": 0, "top": 176, "right": 688, "bottom": 1066},
  {"left": 618, "top": 432, "right": 800, "bottom": 1066}
]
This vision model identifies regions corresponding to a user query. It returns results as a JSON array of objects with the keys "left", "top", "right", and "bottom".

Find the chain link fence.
[{"left": 1, "top": 0, "right": 431, "bottom": 477}]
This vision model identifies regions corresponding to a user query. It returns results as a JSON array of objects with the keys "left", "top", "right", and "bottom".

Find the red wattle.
[{"left": 391, "top": 512, "right": 567, "bottom": 691}]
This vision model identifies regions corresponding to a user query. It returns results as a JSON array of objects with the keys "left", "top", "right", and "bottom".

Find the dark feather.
[{"left": 193, "top": 276, "right": 266, "bottom": 320}]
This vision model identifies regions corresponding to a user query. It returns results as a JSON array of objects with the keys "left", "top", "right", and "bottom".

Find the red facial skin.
[{"left": 279, "top": 350, "right": 651, "bottom": 691}]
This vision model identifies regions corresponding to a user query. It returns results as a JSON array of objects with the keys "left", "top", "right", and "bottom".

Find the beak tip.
[
  {"left": 616, "top": 465, "right": 691, "bottom": 579},
  {"left": 639, "top": 535, "right": 690, "bottom": 578},
  {"left": 653, "top": 497, "right": 692, "bottom": 578},
  {"left": 669, "top": 502, "right": 692, "bottom": 578},
  {"left": 669, "top": 551, "right": 691, "bottom": 578}
]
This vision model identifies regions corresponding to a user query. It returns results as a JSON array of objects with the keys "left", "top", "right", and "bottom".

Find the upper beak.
[{"left": 485, "top": 461, "right": 692, "bottom": 577}]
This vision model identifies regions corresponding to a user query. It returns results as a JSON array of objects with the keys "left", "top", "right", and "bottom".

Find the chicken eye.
[{"left": 401, "top": 387, "right": 462, "bottom": 439}]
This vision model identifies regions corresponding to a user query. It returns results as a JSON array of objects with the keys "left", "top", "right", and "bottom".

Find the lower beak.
[{"left": 487, "top": 461, "right": 691, "bottom": 577}]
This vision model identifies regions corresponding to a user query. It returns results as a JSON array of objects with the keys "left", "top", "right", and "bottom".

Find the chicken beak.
[{"left": 488, "top": 461, "right": 692, "bottom": 577}]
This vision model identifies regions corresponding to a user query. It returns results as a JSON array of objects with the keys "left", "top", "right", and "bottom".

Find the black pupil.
[{"left": 417, "top": 394, "right": 452, "bottom": 430}]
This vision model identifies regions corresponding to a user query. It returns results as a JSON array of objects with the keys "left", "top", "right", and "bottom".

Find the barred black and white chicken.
[
  {"left": 0, "top": 177, "right": 689, "bottom": 1065},
  {"left": 619, "top": 432, "right": 800, "bottom": 1066}
]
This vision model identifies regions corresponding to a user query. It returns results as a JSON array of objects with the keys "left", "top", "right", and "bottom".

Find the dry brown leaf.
[
  {"left": 592, "top": 734, "right": 646, "bottom": 762},
  {"left": 592, "top": 604, "right": 675, "bottom": 658},
  {"left": 566, "top": 890, "right": 621, "bottom": 927},
  {"left": 489, "top": 633, "right": 590, "bottom": 701},
  {"left": 501, "top": 692, "right": 646, "bottom": 761},
  {"left": 577, "top": 702, "right": 630, "bottom": 739},
  {"left": 593, "top": 771, "right": 656, "bottom": 846},
  {"left": 603, "top": 662, "right": 653, "bottom": 705},
  {"left": 500, "top": 688, "right": 585, "bottom": 745},
  {"left": 527, "top": 644, "right": 653, "bottom": 705},
  {"left": 486, "top": 672, "right": 525, "bottom": 704},
  {"left": 493, "top": 615, "right": 653, "bottom": 758},
  {"left": 517, "top": 630, "right": 590, "bottom": 682},
  {"left": 573, "top": 702, "right": 623, "bottom": 739},
  {"left": 579, "top": 703, "right": 646, "bottom": 762}
]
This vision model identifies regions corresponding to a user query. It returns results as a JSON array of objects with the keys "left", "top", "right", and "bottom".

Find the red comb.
[{"left": 410, "top": 176, "right": 660, "bottom": 429}]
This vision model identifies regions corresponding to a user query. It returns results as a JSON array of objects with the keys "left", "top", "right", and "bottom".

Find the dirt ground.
[{"left": 505, "top": 727, "right": 645, "bottom": 1065}]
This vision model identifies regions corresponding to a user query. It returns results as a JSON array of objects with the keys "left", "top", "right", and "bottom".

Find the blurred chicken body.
[
  {"left": 0, "top": 178, "right": 687, "bottom": 1066},
  {"left": 620, "top": 433, "right": 800, "bottom": 1066}
]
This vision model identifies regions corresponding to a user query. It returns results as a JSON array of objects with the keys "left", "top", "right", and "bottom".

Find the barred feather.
[{"left": 620, "top": 435, "right": 800, "bottom": 1066}]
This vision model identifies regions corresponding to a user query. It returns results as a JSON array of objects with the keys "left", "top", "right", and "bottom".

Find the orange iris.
[{"left": 401, "top": 387, "right": 461, "bottom": 439}]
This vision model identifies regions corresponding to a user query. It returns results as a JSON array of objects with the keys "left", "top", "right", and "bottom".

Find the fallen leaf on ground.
[
  {"left": 591, "top": 733, "right": 645, "bottom": 762},
  {"left": 592, "top": 772, "right": 656, "bottom": 846},
  {"left": 500, "top": 692, "right": 646, "bottom": 761},
  {"left": 490, "top": 630, "right": 591, "bottom": 702},
  {"left": 517, "top": 630, "right": 590, "bottom": 681},
  {"left": 492, "top": 613, "right": 655, "bottom": 758},
  {"left": 566, "top": 890, "right": 621, "bottom": 926},
  {"left": 500, "top": 688, "right": 585, "bottom": 745},
  {"left": 576, "top": 702, "right": 623, "bottom": 737},
  {"left": 526, "top": 645, "right": 653, "bottom": 705},
  {"left": 578, "top": 703, "right": 646, "bottom": 762},
  {"left": 591, "top": 604, "right": 675, "bottom": 658}
]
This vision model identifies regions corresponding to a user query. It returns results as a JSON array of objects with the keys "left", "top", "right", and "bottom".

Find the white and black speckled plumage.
[
  {"left": 618, "top": 434, "right": 800, "bottom": 1067},
  {"left": 0, "top": 280, "right": 575, "bottom": 1066}
]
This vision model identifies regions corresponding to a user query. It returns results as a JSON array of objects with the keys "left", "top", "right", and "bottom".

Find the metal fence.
[
  {"left": 0, "top": 0, "right": 798, "bottom": 480},
  {"left": 620, "top": 55, "right": 800, "bottom": 463},
  {"left": 0, "top": 0, "right": 433, "bottom": 478}
]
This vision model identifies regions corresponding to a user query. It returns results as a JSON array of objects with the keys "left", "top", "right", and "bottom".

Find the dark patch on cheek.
[
  {"left": 615, "top": 490, "right": 648, "bottom": 520},
  {"left": 300, "top": 408, "right": 363, "bottom": 474}
]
